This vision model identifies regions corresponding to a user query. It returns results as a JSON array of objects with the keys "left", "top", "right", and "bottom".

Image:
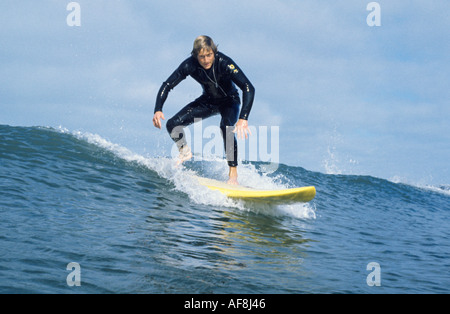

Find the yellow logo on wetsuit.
[{"left": 228, "top": 64, "right": 239, "bottom": 74}]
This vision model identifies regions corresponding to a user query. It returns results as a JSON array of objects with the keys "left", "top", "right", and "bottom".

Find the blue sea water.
[{"left": 0, "top": 124, "right": 449, "bottom": 294}]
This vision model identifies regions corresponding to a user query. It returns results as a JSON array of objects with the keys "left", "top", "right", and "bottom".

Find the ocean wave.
[
  {"left": 2, "top": 124, "right": 449, "bottom": 293},
  {"left": 69, "top": 128, "right": 317, "bottom": 219}
]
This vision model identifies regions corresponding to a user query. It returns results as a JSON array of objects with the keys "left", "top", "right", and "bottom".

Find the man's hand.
[
  {"left": 153, "top": 111, "right": 165, "bottom": 129},
  {"left": 233, "top": 119, "right": 252, "bottom": 139}
]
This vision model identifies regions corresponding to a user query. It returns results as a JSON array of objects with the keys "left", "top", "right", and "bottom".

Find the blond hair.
[{"left": 191, "top": 35, "right": 218, "bottom": 57}]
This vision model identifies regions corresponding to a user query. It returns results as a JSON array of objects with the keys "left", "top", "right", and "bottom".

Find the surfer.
[{"left": 152, "top": 35, "right": 255, "bottom": 185}]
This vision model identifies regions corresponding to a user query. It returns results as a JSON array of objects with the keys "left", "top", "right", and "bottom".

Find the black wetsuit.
[{"left": 154, "top": 51, "right": 255, "bottom": 167}]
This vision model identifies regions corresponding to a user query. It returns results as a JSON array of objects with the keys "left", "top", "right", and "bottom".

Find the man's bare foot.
[
  {"left": 227, "top": 166, "right": 238, "bottom": 185},
  {"left": 176, "top": 146, "right": 192, "bottom": 166}
]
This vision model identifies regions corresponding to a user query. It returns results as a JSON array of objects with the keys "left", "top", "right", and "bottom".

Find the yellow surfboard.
[{"left": 195, "top": 176, "right": 316, "bottom": 203}]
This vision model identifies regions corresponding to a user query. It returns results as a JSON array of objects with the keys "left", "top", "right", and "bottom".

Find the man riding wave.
[{"left": 153, "top": 35, "right": 255, "bottom": 185}]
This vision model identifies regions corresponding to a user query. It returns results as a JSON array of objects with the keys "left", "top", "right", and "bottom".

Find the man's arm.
[
  {"left": 222, "top": 57, "right": 255, "bottom": 138},
  {"left": 233, "top": 73, "right": 255, "bottom": 121},
  {"left": 223, "top": 59, "right": 255, "bottom": 121},
  {"left": 154, "top": 58, "right": 194, "bottom": 114}
]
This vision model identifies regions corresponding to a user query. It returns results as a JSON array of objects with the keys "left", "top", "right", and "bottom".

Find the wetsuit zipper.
[{"left": 201, "top": 63, "right": 228, "bottom": 97}]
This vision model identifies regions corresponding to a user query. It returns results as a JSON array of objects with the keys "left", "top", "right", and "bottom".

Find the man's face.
[{"left": 197, "top": 48, "right": 215, "bottom": 70}]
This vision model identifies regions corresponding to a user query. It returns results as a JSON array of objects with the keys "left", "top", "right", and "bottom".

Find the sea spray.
[{"left": 72, "top": 130, "right": 316, "bottom": 219}]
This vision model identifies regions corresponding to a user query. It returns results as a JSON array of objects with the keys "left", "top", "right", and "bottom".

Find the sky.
[{"left": 1, "top": 0, "right": 449, "bottom": 185}]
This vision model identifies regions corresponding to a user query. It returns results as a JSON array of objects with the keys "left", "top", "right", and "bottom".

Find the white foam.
[
  {"left": 421, "top": 184, "right": 450, "bottom": 197},
  {"left": 72, "top": 131, "right": 316, "bottom": 219},
  {"left": 389, "top": 175, "right": 450, "bottom": 197}
]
